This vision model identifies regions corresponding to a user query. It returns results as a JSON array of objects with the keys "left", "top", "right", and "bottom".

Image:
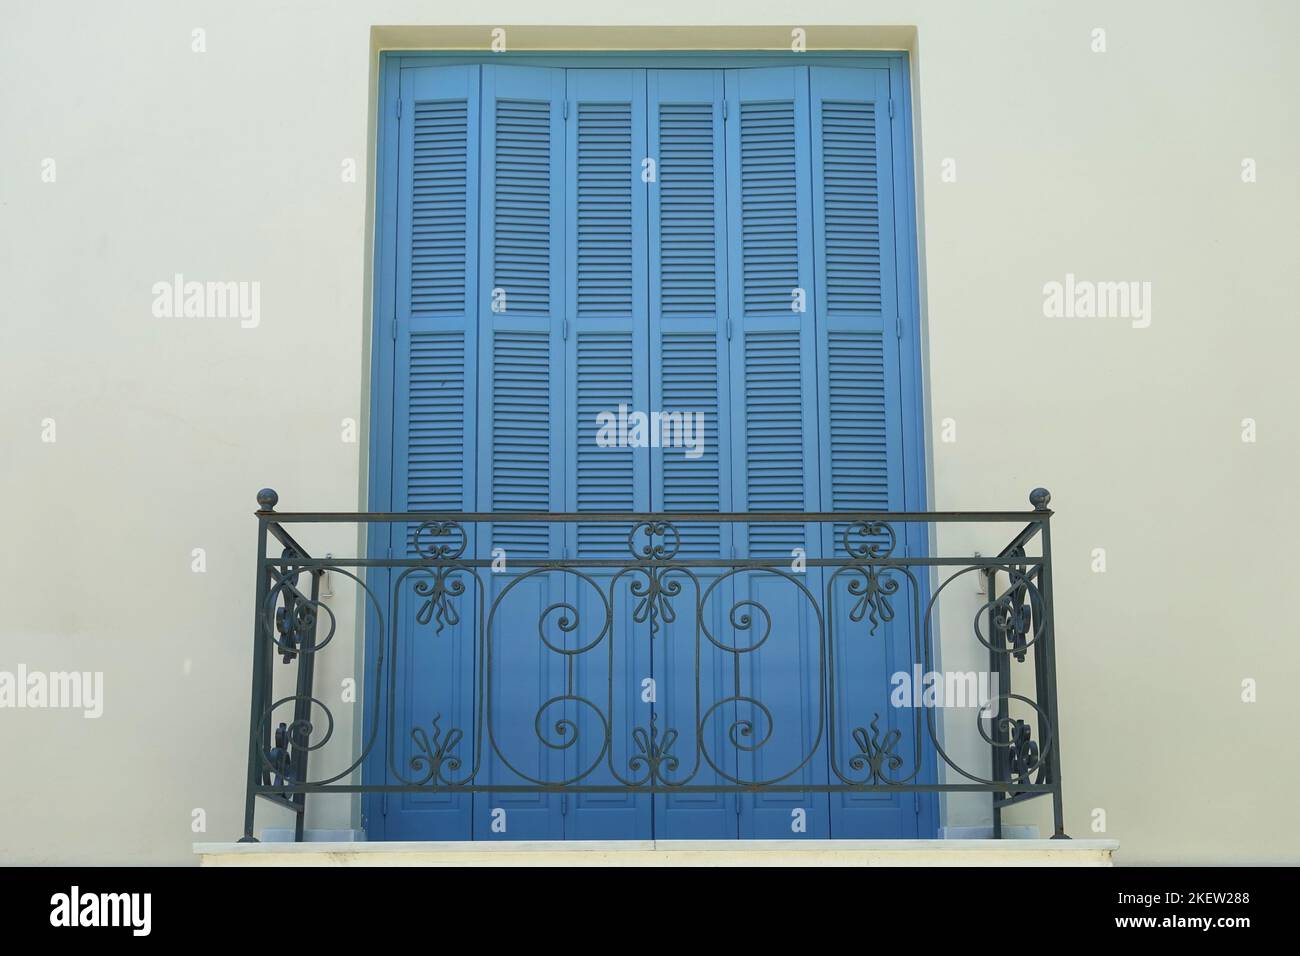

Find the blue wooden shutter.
[
  {"left": 724, "top": 68, "right": 822, "bottom": 554},
  {"left": 809, "top": 66, "right": 916, "bottom": 838},
  {"left": 722, "top": 67, "right": 829, "bottom": 838},
  {"left": 475, "top": 64, "right": 567, "bottom": 839},
  {"left": 561, "top": 68, "right": 653, "bottom": 839},
  {"left": 810, "top": 66, "right": 902, "bottom": 525},
  {"left": 647, "top": 68, "right": 738, "bottom": 837},
  {"left": 477, "top": 65, "right": 566, "bottom": 550},
  {"left": 386, "top": 64, "right": 481, "bottom": 839},
  {"left": 395, "top": 65, "right": 480, "bottom": 530},
  {"left": 649, "top": 69, "right": 732, "bottom": 553},
  {"left": 565, "top": 69, "right": 650, "bottom": 555}
]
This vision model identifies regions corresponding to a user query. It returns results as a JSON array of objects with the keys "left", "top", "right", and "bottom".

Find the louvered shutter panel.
[
  {"left": 564, "top": 69, "right": 650, "bottom": 556},
  {"left": 647, "top": 69, "right": 738, "bottom": 837},
  {"left": 561, "top": 69, "right": 653, "bottom": 839},
  {"left": 722, "top": 67, "right": 828, "bottom": 838},
  {"left": 477, "top": 65, "right": 566, "bottom": 556},
  {"left": 723, "top": 68, "right": 823, "bottom": 557},
  {"left": 387, "top": 64, "right": 481, "bottom": 838},
  {"left": 394, "top": 65, "right": 480, "bottom": 532},
  {"left": 811, "top": 66, "right": 904, "bottom": 541},
  {"left": 649, "top": 69, "right": 732, "bottom": 554},
  {"left": 810, "top": 66, "right": 916, "bottom": 838},
  {"left": 475, "top": 65, "right": 567, "bottom": 839}
]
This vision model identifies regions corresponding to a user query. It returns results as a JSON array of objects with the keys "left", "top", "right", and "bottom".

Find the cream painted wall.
[{"left": 1, "top": 1, "right": 1297, "bottom": 865}]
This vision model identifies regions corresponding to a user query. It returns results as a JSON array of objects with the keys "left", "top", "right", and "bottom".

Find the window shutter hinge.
[
  {"left": 396, "top": 98, "right": 402, "bottom": 119},
  {"left": 722, "top": 99, "right": 728, "bottom": 121},
  {"left": 562, "top": 319, "right": 569, "bottom": 341},
  {"left": 888, "top": 99, "right": 895, "bottom": 119},
  {"left": 382, "top": 793, "right": 389, "bottom": 816},
  {"left": 914, "top": 792, "right": 920, "bottom": 814},
  {"left": 391, "top": 318, "right": 397, "bottom": 341},
  {"left": 563, "top": 99, "right": 569, "bottom": 120},
  {"left": 726, "top": 319, "right": 733, "bottom": 341},
  {"left": 895, "top": 314, "right": 902, "bottom": 340}
]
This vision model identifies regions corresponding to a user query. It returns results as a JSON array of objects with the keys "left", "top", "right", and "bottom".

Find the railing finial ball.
[
  {"left": 1030, "top": 487, "right": 1051, "bottom": 510},
  {"left": 256, "top": 488, "right": 279, "bottom": 512}
]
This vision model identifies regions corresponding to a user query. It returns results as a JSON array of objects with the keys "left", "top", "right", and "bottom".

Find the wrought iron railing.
[{"left": 239, "top": 488, "right": 1066, "bottom": 841}]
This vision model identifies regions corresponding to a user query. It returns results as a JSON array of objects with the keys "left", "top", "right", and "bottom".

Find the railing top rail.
[
  {"left": 254, "top": 487, "right": 1053, "bottom": 523},
  {"left": 256, "top": 509, "right": 1051, "bottom": 523},
  {"left": 261, "top": 555, "right": 1045, "bottom": 568}
]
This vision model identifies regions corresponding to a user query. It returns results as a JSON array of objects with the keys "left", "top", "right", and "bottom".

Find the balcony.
[{"left": 235, "top": 488, "right": 1072, "bottom": 848}]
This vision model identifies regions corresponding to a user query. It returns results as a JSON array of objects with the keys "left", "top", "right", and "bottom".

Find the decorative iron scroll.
[{"left": 850, "top": 714, "right": 904, "bottom": 784}]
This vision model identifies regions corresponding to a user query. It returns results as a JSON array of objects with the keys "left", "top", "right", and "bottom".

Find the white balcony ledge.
[{"left": 195, "top": 838, "right": 1119, "bottom": 867}]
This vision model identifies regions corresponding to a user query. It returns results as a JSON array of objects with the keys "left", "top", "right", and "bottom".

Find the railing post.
[
  {"left": 289, "top": 566, "right": 322, "bottom": 842},
  {"left": 1030, "top": 487, "right": 1068, "bottom": 839},
  {"left": 239, "top": 488, "right": 278, "bottom": 842},
  {"left": 987, "top": 566, "right": 1006, "bottom": 838}
]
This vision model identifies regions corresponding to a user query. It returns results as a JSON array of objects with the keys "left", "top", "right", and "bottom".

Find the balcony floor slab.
[{"left": 194, "top": 838, "right": 1118, "bottom": 867}]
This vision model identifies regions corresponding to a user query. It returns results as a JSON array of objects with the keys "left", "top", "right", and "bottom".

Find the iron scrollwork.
[
  {"left": 1007, "top": 718, "right": 1041, "bottom": 786},
  {"left": 629, "top": 715, "right": 680, "bottom": 783},
  {"left": 628, "top": 520, "right": 682, "bottom": 637},
  {"left": 411, "top": 521, "right": 469, "bottom": 636},
  {"left": 414, "top": 520, "right": 467, "bottom": 561},
  {"left": 410, "top": 713, "right": 464, "bottom": 784},
  {"left": 850, "top": 714, "right": 904, "bottom": 784},
  {"left": 414, "top": 568, "right": 465, "bottom": 635},
  {"left": 843, "top": 520, "right": 900, "bottom": 635}
]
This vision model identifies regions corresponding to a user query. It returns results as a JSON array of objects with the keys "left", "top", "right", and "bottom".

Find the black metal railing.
[{"left": 239, "top": 488, "right": 1066, "bottom": 841}]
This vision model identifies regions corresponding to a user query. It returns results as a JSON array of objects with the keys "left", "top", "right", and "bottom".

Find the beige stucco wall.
[{"left": 2, "top": 1, "right": 1297, "bottom": 864}]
